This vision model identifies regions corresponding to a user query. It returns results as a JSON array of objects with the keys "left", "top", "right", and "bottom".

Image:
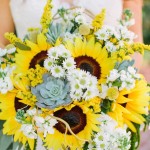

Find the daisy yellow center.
[
  {"left": 75, "top": 56, "right": 101, "bottom": 79},
  {"left": 54, "top": 106, "right": 86, "bottom": 135},
  {"left": 29, "top": 51, "right": 48, "bottom": 68}
]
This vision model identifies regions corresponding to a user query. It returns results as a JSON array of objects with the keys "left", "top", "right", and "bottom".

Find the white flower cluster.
[
  {"left": 34, "top": 116, "right": 58, "bottom": 137},
  {"left": 21, "top": 124, "right": 37, "bottom": 139},
  {"left": 88, "top": 114, "right": 131, "bottom": 150},
  {"left": 99, "top": 66, "right": 140, "bottom": 100},
  {"left": 44, "top": 45, "right": 76, "bottom": 78},
  {"left": 116, "top": 25, "right": 136, "bottom": 43},
  {"left": 0, "top": 47, "right": 16, "bottom": 66},
  {"left": 44, "top": 45, "right": 99, "bottom": 100},
  {"left": 65, "top": 8, "right": 88, "bottom": 25},
  {"left": 108, "top": 67, "right": 140, "bottom": 90},
  {"left": 20, "top": 108, "right": 58, "bottom": 139},
  {"left": 0, "top": 47, "right": 16, "bottom": 56},
  {"left": 63, "top": 32, "right": 82, "bottom": 43},
  {"left": 0, "top": 66, "right": 15, "bottom": 94},
  {"left": 67, "top": 69, "right": 99, "bottom": 100},
  {"left": 95, "top": 25, "right": 136, "bottom": 52}
]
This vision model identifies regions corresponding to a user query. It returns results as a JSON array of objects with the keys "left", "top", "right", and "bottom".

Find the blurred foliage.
[
  {"left": 143, "top": 0, "right": 150, "bottom": 44},
  {"left": 143, "top": 0, "right": 150, "bottom": 61}
]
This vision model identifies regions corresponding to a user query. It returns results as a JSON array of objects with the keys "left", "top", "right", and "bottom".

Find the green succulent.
[
  {"left": 46, "top": 22, "right": 72, "bottom": 45},
  {"left": 31, "top": 73, "right": 72, "bottom": 109}
]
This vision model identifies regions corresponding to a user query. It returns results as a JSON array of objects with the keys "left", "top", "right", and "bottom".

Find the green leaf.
[
  {"left": 12, "top": 141, "right": 23, "bottom": 150},
  {"left": 15, "top": 42, "right": 31, "bottom": 51},
  {"left": 115, "top": 60, "right": 135, "bottom": 71},
  {"left": 0, "top": 121, "right": 4, "bottom": 130},
  {"left": 129, "top": 123, "right": 140, "bottom": 150},
  {"left": 0, "top": 130, "right": 13, "bottom": 150},
  {"left": 83, "top": 142, "right": 89, "bottom": 150}
]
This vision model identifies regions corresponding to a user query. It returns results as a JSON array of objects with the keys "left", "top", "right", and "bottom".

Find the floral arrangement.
[{"left": 0, "top": 0, "right": 150, "bottom": 150}]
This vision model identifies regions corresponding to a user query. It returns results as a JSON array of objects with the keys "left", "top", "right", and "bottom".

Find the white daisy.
[
  {"left": 70, "top": 81, "right": 82, "bottom": 93},
  {"left": 44, "top": 58, "right": 54, "bottom": 71},
  {"left": 47, "top": 47, "right": 59, "bottom": 60},
  {"left": 78, "top": 77, "right": 88, "bottom": 88},
  {"left": 63, "top": 57, "right": 76, "bottom": 70},
  {"left": 58, "top": 45, "right": 71, "bottom": 58},
  {"left": 83, "top": 88, "right": 99, "bottom": 100},
  {"left": 95, "top": 29, "right": 109, "bottom": 41},
  {"left": 51, "top": 66, "right": 65, "bottom": 78},
  {"left": 70, "top": 91, "right": 83, "bottom": 100}
]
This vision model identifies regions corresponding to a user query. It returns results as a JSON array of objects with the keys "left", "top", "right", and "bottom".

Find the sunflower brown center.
[
  {"left": 15, "top": 97, "right": 29, "bottom": 112},
  {"left": 121, "top": 94, "right": 128, "bottom": 107},
  {"left": 75, "top": 56, "right": 101, "bottom": 79},
  {"left": 29, "top": 51, "right": 48, "bottom": 68},
  {"left": 54, "top": 106, "right": 86, "bottom": 135},
  {"left": 124, "top": 94, "right": 129, "bottom": 98}
]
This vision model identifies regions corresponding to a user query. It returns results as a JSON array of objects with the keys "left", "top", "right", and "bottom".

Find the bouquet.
[{"left": 0, "top": 0, "right": 150, "bottom": 149}]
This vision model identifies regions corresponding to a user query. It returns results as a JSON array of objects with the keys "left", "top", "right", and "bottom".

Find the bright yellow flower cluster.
[
  {"left": 26, "top": 65, "right": 47, "bottom": 87},
  {"left": 92, "top": 9, "right": 106, "bottom": 31},
  {"left": 40, "top": 0, "right": 53, "bottom": 33},
  {"left": 111, "top": 42, "right": 150, "bottom": 62},
  {"left": 16, "top": 90, "right": 37, "bottom": 106},
  {"left": 4, "top": 32, "right": 22, "bottom": 44},
  {"left": 130, "top": 43, "right": 150, "bottom": 55}
]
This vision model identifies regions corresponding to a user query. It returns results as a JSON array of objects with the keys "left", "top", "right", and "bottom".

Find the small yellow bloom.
[
  {"left": 110, "top": 38, "right": 118, "bottom": 44},
  {"left": 79, "top": 24, "right": 91, "bottom": 35},
  {"left": 107, "top": 87, "right": 119, "bottom": 101}
]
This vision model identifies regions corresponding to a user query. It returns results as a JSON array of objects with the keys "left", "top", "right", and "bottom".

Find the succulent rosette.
[
  {"left": 0, "top": 0, "right": 150, "bottom": 150},
  {"left": 31, "top": 73, "right": 72, "bottom": 109}
]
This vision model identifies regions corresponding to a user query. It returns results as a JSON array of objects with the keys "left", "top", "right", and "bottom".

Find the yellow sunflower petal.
[
  {"left": 28, "top": 139, "right": 35, "bottom": 150},
  {"left": 126, "top": 104, "right": 148, "bottom": 114},
  {"left": 37, "top": 33, "right": 48, "bottom": 50},
  {"left": 117, "top": 95, "right": 133, "bottom": 104},
  {"left": 25, "top": 40, "right": 40, "bottom": 53},
  {"left": 123, "top": 113, "right": 143, "bottom": 124},
  {"left": 124, "top": 118, "right": 136, "bottom": 132},
  {"left": 74, "top": 38, "right": 84, "bottom": 57}
]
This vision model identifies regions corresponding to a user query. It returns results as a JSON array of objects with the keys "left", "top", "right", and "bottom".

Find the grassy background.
[{"left": 143, "top": 0, "right": 150, "bottom": 61}]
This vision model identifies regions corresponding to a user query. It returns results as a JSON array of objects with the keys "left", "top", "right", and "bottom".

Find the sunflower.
[
  {"left": 15, "top": 33, "right": 50, "bottom": 73},
  {"left": 44, "top": 101, "right": 100, "bottom": 150},
  {"left": 65, "top": 37, "right": 115, "bottom": 83},
  {"left": 0, "top": 91, "right": 35, "bottom": 150},
  {"left": 108, "top": 79, "right": 150, "bottom": 132}
]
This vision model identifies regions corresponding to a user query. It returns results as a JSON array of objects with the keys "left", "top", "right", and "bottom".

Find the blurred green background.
[
  {"left": 143, "top": 0, "right": 150, "bottom": 45},
  {"left": 143, "top": 0, "right": 150, "bottom": 61}
]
